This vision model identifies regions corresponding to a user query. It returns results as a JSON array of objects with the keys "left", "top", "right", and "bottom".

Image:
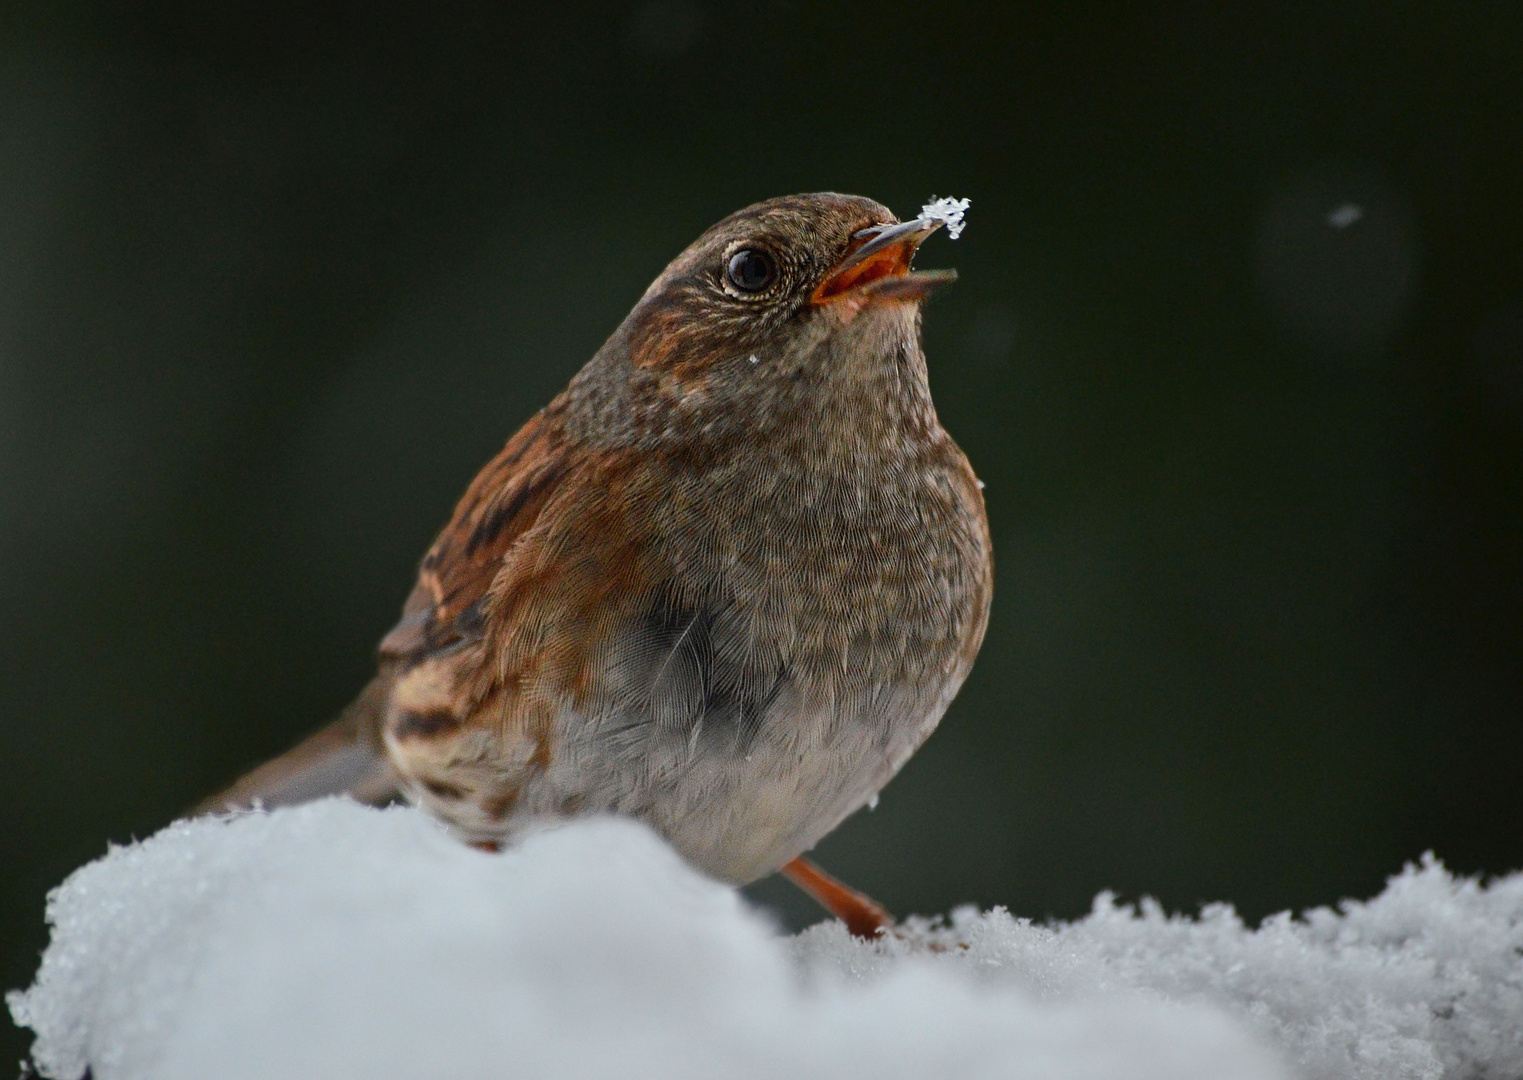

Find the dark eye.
[{"left": 725, "top": 248, "right": 776, "bottom": 293}]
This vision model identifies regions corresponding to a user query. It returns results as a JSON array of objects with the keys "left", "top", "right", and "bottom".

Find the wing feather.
[{"left": 381, "top": 400, "right": 572, "bottom": 669}]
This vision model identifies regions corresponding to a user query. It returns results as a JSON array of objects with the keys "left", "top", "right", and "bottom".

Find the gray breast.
[{"left": 532, "top": 492, "right": 975, "bottom": 883}]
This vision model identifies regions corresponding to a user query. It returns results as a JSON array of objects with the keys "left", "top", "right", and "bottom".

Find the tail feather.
[{"left": 195, "top": 675, "right": 400, "bottom": 814}]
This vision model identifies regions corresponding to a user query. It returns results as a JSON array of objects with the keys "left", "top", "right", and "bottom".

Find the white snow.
[
  {"left": 799, "top": 858, "right": 1523, "bottom": 1080},
  {"left": 9, "top": 801, "right": 1523, "bottom": 1080},
  {"left": 919, "top": 196, "right": 971, "bottom": 239}
]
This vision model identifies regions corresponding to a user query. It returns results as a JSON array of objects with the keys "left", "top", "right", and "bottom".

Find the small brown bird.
[{"left": 208, "top": 193, "right": 992, "bottom": 936}]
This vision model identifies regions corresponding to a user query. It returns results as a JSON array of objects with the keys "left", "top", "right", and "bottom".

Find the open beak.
[{"left": 811, "top": 216, "right": 958, "bottom": 306}]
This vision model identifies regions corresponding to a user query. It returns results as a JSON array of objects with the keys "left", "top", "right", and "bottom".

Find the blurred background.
[{"left": 3, "top": 0, "right": 1521, "bottom": 1059}]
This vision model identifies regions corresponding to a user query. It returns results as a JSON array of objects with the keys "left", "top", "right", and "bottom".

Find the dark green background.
[{"left": 4, "top": 0, "right": 1521, "bottom": 1062}]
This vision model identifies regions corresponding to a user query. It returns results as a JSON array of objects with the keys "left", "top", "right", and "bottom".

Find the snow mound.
[
  {"left": 800, "top": 857, "right": 1523, "bottom": 1080},
  {"left": 7, "top": 803, "right": 1521, "bottom": 1080}
]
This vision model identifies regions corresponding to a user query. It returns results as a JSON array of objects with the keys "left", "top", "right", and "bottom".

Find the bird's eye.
[{"left": 725, "top": 248, "right": 776, "bottom": 293}]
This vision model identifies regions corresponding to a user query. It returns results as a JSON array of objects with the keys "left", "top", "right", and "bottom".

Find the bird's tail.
[{"left": 194, "top": 674, "right": 401, "bottom": 814}]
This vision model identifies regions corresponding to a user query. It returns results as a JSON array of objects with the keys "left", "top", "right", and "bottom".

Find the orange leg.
[{"left": 780, "top": 857, "right": 894, "bottom": 939}]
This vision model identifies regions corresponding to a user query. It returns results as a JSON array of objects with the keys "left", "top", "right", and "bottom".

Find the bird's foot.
[{"left": 780, "top": 856, "right": 894, "bottom": 940}]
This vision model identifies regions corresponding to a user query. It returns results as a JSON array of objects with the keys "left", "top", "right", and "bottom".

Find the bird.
[{"left": 204, "top": 192, "right": 993, "bottom": 937}]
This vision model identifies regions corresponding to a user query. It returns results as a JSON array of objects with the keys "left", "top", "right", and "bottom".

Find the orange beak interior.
[{"left": 811, "top": 240, "right": 915, "bottom": 304}]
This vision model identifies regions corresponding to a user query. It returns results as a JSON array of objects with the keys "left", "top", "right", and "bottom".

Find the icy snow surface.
[
  {"left": 919, "top": 196, "right": 971, "bottom": 239},
  {"left": 10, "top": 802, "right": 1523, "bottom": 1080}
]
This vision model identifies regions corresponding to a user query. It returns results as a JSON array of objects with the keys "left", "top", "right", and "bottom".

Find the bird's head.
[{"left": 616, "top": 192, "right": 958, "bottom": 379}]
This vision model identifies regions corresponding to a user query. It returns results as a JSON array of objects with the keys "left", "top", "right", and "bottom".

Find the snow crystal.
[
  {"left": 798, "top": 858, "right": 1523, "bottom": 1080},
  {"left": 919, "top": 196, "right": 971, "bottom": 239},
  {"left": 9, "top": 802, "right": 1523, "bottom": 1080},
  {"left": 1326, "top": 203, "right": 1365, "bottom": 229}
]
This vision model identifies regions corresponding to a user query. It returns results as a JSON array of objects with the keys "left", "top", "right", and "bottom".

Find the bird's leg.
[{"left": 780, "top": 857, "right": 894, "bottom": 939}]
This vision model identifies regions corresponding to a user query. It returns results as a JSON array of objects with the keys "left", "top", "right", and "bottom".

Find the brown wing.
[
  {"left": 197, "top": 398, "right": 579, "bottom": 817},
  {"left": 378, "top": 397, "right": 573, "bottom": 669},
  {"left": 375, "top": 396, "right": 658, "bottom": 834}
]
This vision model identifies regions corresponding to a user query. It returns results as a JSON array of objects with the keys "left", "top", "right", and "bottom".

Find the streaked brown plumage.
[{"left": 206, "top": 193, "right": 992, "bottom": 932}]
